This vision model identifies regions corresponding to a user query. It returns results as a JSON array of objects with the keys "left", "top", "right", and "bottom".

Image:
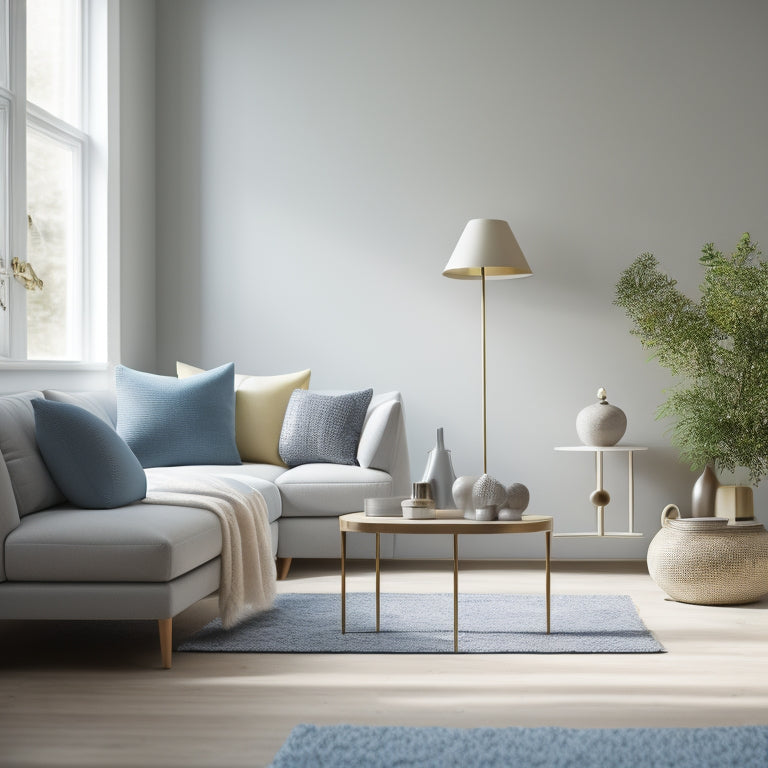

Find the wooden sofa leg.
[
  {"left": 276, "top": 557, "right": 292, "bottom": 580},
  {"left": 158, "top": 618, "right": 173, "bottom": 669}
]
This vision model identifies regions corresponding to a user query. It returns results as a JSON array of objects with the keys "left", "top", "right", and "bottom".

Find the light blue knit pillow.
[
  {"left": 279, "top": 389, "right": 373, "bottom": 467},
  {"left": 32, "top": 398, "right": 147, "bottom": 509},
  {"left": 115, "top": 363, "right": 240, "bottom": 468}
]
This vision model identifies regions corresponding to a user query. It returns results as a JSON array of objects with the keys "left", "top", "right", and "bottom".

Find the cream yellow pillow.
[{"left": 176, "top": 362, "right": 311, "bottom": 466}]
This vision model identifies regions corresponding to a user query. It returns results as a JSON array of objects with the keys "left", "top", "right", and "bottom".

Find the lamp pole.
[{"left": 480, "top": 267, "right": 487, "bottom": 475}]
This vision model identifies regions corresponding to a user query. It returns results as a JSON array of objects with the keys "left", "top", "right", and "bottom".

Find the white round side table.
[{"left": 554, "top": 445, "right": 648, "bottom": 538}]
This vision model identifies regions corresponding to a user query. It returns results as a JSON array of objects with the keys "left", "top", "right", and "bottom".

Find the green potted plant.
[{"left": 614, "top": 233, "right": 768, "bottom": 516}]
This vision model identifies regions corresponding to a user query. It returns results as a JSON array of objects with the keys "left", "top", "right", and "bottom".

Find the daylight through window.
[{"left": 0, "top": 0, "right": 106, "bottom": 363}]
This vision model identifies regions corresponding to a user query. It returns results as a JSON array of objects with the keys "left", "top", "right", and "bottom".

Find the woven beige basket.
[{"left": 647, "top": 504, "right": 768, "bottom": 605}]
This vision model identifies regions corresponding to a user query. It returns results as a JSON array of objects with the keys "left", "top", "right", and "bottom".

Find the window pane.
[
  {"left": 26, "top": 128, "right": 77, "bottom": 360},
  {"left": 26, "top": 0, "right": 80, "bottom": 125}
]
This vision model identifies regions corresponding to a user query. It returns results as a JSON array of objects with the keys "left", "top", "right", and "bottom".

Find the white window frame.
[
  {"left": 0, "top": 0, "right": 112, "bottom": 368},
  {"left": 0, "top": 99, "right": 9, "bottom": 314},
  {"left": 0, "top": 0, "right": 16, "bottom": 358}
]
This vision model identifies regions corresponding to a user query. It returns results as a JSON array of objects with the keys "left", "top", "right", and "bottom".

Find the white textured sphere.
[
  {"left": 576, "top": 402, "right": 627, "bottom": 446},
  {"left": 504, "top": 483, "right": 530, "bottom": 512},
  {"left": 452, "top": 475, "right": 479, "bottom": 511}
]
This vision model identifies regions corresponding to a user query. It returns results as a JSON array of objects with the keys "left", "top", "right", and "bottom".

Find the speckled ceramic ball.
[
  {"left": 576, "top": 387, "right": 627, "bottom": 446},
  {"left": 472, "top": 474, "right": 507, "bottom": 509}
]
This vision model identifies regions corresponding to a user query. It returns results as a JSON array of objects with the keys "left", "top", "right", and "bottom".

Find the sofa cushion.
[
  {"left": 116, "top": 363, "right": 240, "bottom": 468},
  {"left": 4, "top": 504, "right": 222, "bottom": 582},
  {"left": 276, "top": 463, "right": 393, "bottom": 517},
  {"left": 32, "top": 399, "right": 147, "bottom": 509},
  {"left": 213, "top": 476, "right": 283, "bottom": 525},
  {"left": 279, "top": 389, "right": 373, "bottom": 467},
  {"left": 357, "top": 395, "right": 403, "bottom": 471},
  {"left": 43, "top": 390, "right": 117, "bottom": 426},
  {"left": 145, "top": 464, "right": 284, "bottom": 524},
  {"left": 177, "top": 362, "right": 311, "bottom": 466},
  {"left": 0, "top": 391, "right": 65, "bottom": 516}
]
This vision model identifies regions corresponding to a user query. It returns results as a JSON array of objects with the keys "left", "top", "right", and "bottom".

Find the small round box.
[{"left": 401, "top": 498, "right": 437, "bottom": 519}]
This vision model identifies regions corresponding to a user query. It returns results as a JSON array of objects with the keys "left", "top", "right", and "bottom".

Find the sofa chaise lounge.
[{"left": 0, "top": 386, "right": 410, "bottom": 667}]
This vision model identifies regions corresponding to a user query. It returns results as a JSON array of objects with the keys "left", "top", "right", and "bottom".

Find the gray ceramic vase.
[
  {"left": 691, "top": 462, "right": 719, "bottom": 518},
  {"left": 421, "top": 427, "right": 457, "bottom": 509}
]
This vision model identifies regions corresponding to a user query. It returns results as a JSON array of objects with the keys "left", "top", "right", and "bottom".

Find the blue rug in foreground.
[
  {"left": 178, "top": 593, "right": 664, "bottom": 654},
  {"left": 269, "top": 724, "right": 768, "bottom": 768}
]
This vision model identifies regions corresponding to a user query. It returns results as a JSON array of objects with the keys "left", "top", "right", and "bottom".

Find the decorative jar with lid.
[{"left": 576, "top": 387, "right": 627, "bottom": 446}]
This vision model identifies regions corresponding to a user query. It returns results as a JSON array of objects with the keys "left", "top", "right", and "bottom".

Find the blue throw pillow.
[
  {"left": 32, "top": 398, "right": 147, "bottom": 509},
  {"left": 279, "top": 388, "right": 373, "bottom": 467},
  {"left": 115, "top": 363, "right": 241, "bottom": 468}
]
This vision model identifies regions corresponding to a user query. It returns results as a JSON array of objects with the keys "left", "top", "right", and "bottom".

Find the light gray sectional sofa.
[{"left": 0, "top": 388, "right": 409, "bottom": 668}]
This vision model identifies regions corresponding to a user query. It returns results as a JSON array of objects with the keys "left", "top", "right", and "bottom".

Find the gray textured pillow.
[{"left": 279, "top": 389, "right": 373, "bottom": 467}]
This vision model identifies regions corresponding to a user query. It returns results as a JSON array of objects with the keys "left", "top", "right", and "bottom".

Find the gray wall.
[
  {"left": 119, "top": 0, "right": 156, "bottom": 372},
  {"left": 155, "top": 0, "right": 768, "bottom": 558}
]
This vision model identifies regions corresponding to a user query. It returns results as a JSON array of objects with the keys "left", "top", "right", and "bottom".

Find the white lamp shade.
[{"left": 443, "top": 218, "right": 532, "bottom": 280}]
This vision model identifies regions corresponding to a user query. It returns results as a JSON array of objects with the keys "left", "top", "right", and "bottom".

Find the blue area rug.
[
  {"left": 268, "top": 724, "right": 768, "bottom": 768},
  {"left": 178, "top": 593, "right": 664, "bottom": 654}
]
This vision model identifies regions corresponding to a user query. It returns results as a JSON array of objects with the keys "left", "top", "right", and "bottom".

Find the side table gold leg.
[
  {"left": 340, "top": 530, "right": 346, "bottom": 634},
  {"left": 628, "top": 450, "right": 635, "bottom": 534},
  {"left": 375, "top": 532, "right": 381, "bottom": 633},
  {"left": 453, "top": 533, "right": 459, "bottom": 653},
  {"left": 545, "top": 529, "right": 551, "bottom": 634}
]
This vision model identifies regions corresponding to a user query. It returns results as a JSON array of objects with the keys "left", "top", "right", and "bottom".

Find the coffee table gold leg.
[
  {"left": 375, "top": 533, "right": 381, "bottom": 632},
  {"left": 545, "top": 529, "right": 551, "bottom": 634},
  {"left": 453, "top": 533, "right": 459, "bottom": 653},
  {"left": 340, "top": 530, "right": 346, "bottom": 634}
]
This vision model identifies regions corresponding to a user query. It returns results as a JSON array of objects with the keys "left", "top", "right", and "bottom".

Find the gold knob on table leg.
[{"left": 590, "top": 488, "right": 611, "bottom": 507}]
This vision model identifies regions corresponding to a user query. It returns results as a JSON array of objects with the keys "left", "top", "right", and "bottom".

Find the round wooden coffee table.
[{"left": 339, "top": 510, "right": 553, "bottom": 652}]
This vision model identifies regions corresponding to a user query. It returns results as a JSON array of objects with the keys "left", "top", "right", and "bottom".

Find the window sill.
[
  {"left": 0, "top": 360, "right": 109, "bottom": 371},
  {"left": 0, "top": 360, "right": 113, "bottom": 395}
]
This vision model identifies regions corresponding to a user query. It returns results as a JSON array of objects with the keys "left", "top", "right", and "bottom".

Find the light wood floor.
[{"left": 1, "top": 559, "right": 766, "bottom": 768}]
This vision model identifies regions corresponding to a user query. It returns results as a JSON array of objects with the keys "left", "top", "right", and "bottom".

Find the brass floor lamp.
[{"left": 443, "top": 219, "right": 532, "bottom": 474}]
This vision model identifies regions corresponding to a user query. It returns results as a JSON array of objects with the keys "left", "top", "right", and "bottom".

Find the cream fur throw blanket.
[{"left": 143, "top": 470, "right": 276, "bottom": 628}]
